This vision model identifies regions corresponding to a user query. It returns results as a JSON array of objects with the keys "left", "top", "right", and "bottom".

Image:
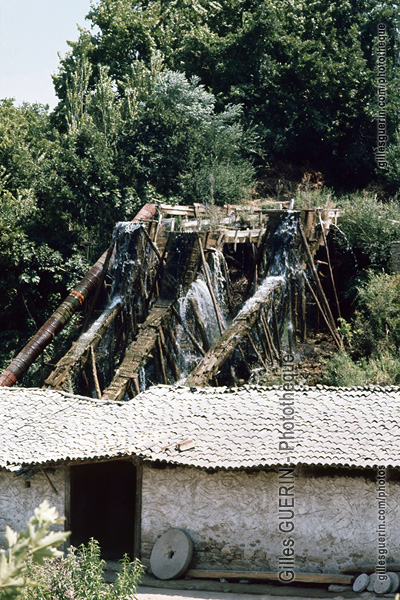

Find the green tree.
[{"left": 57, "top": 0, "right": 399, "bottom": 187}]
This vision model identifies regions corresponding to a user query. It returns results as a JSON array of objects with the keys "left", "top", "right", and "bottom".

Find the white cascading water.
[
  {"left": 72, "top": 222, "right": 147, "bottom": 396},
  {"left": 176, "top": 251, "right": 232, "bottom": 376},
  {"left": 237, "top": 212, "right": 299, "bottom": 319}
]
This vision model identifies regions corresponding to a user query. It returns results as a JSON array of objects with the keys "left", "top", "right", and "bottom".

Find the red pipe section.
[{"left": 0, "top": 203, "right": 157, "bottom": 387}]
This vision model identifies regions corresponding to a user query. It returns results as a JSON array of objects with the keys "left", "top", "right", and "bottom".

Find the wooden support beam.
[
  {"left": 298, "top": 223, "right": 342, "bottom": 346},
  {"left": 300, "top": 275, "right": 307, "bottom": 343},
  {"left": 171, "top": 306, "right": 205, "bottom": 357},
  {"left": 246, "top": 332, "right": 268, "bottom": 370},
  {"left": 318, "top": 212, "right": 341, "bottom": 321},
  {"left": 44, "top": 300, "right": 122, "bottom": 390},
  {"left": 261, "top": 306, "right": 280, "bottom": 363},
  {"left": 159, "top": 326, "right": 181, "bottom": 381},
  {"left": 185, "top": 569, "right": 354, "bottom": 586},
  {"left": 90, "top": 345, "right": 102, "bottom": 399},
  {"left": 219, "top": 253, "right": 233, "bottom": 312},
  {"left": 302, "top": 271, "right": 342, "bottom": 349},
  {"left": 156, "top": 335, "right": 168, "bottom": 384},
  {"left": 272, "top": 301, "right": 282, "bottom": 362}
]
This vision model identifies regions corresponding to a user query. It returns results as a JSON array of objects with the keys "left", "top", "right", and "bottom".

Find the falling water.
[
  {"left": 210, "top": 249, "right": 230, "bottom": 315},
  {"left": 237, "top": 213, "right": 299, "bottom": 319},
  {"left": 71, "top": 222, "right": 149, "bottom": 396},
  {"left": 330, "top": 223, "right": 359, "bottom": 270},
  {"left": 176, "top": 274, "right": 225, "bottom": 375},
  {"left": 109, "top": 222, "right": 143, "bottom": 299}
]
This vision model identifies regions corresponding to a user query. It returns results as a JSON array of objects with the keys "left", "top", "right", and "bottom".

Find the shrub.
[
  {"left": 323, "top": 349, "right": 400, "bottom": 386},
  {"left": 337, "top": 193, "right": 400, "bottom": 271},
  {"left": 21, "top": 538, "right": 144, "bottom": 600},
  {"left": 0, "top": 501, "right": 69, "bottom": 599}
]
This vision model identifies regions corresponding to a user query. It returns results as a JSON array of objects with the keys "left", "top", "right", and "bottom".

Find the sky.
[{"left": 0, "top": 0, "right": 94, "bottom": 109}]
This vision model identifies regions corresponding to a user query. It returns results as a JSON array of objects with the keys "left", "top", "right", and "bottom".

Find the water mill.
[{"left": 0, "top": 200, "right": 344, "bottom": 398}]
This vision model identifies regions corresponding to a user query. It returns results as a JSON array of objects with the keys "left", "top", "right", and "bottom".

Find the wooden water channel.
[{"left": 1, "top": 202, "right": 342, "bottom": 397}]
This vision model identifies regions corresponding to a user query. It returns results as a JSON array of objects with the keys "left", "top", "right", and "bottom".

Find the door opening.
[{"left": 70, "top": 460, "right": 136, "bottom": 560}]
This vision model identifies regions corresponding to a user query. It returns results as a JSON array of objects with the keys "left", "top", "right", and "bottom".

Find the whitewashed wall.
[
  {"left": 0, "top": 467, "right": 66, "bottom": 548},
  {"left": 141, "top": 464, "right": 400, "bottom": 572}
]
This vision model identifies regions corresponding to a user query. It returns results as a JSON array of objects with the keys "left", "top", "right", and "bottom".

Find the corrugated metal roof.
[{"left": 1, "top": 384, "right": 399, "bottom": 471}]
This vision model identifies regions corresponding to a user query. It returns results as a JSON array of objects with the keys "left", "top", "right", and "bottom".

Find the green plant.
[
  {"left": 337, "top": 193, "right": 400, "bottom": 271},
  {"left": 323, "top": 349, "right": 400, "bottom": 386},
  {"left": 21, "top": 538, "right": 144, "bottom": 600},
  {"left": 0, "top": 500, "right": 70, "bottom": 599}
]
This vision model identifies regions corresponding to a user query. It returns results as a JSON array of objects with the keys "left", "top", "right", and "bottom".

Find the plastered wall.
[
  {"left": 0, "top": 467, "right": 66, "bottom": 548},
  {"left": 141, "top": 464, "right": 400, "bottom": 573}
]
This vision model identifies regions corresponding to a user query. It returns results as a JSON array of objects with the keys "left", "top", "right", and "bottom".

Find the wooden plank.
[
  {"left": 90, "top": 345, "right": 102, "bottom": 399},
  {"left": 185, "top": 570, "right": 354, "bottom": 585},
  {"left": 101, "top": 301, "right": 173, "bottom": 401},
  {"left": 341, "top": 562, "right": 400, "bottom": 574},
  {"left": 44, "top": 301, "right": 122, "bottom": 390},
  {"left": 188, "top": 284, "right": 281, "bottom": 387}
]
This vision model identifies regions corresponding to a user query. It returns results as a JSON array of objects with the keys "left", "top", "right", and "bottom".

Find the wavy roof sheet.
[{"left": 1, "top": 384, "right": 399, "bottom": 471}]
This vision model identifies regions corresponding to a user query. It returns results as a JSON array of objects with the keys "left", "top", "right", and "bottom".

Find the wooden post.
[
  {"left": 293, "top": 277, "right": 298, "bottom": 342},
  {"left": 246, "top": 332, "right": 268, "bottom": 370},
  {"left": 256, "top": 322, "right": 271, "bottom": 364},
  {"left": 159, "top": 327, "right": 181, "bottom": 381},
  {"left": 302, "top": 271, "right": 342, "bottom": 349},
  {"left": 272, "top": 301, "right": 282, "bottom": 361},
  {"left": 198, "top": 237, "right": 225, "bottom": 336},
  {"left": 156, "top": 336, "right": 168, "bottom": 384},
  {"left": 90, "top": 345, "right": 102, "bottom": 399},
  {"left": 287, "top": 276, "right": 294, "bottom": 353},
  {"left": 300, "top": 275, "right": 307, "bottom": 343},
  {"left": 261, "top": 306, "right": 280, "bottom": 362},
  {"left": 318, "top": 212, "right": 341, "bottom": 321},
  {"left": 220, "top": 252, "right": 233, "bottom": 311},
  {"left": 298, "top": 223, "right": 341, "bottom": 345}
]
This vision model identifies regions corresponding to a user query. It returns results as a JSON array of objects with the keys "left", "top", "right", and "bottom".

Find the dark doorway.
[{"left": 70, "top": 460, "right": 136, "bottom": 559}]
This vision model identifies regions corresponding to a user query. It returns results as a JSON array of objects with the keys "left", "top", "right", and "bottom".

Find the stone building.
[{"left": 0, "top": 384, "right": 399, "bottom": 574}]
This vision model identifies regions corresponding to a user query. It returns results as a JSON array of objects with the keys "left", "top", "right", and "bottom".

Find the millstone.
[
  {"left": 387, "top": 572, "right": 399, "bottom": 593},
  {"left": 150, "top": 528, "right": 193, "bottom": 580},
  {"left": 374, "top": 574, "right": 392, "bottom": 595},
  {"left": 353, "top": 573, "right": 370, "bottom": 593},
  {"left": 367, "top": 573, "right": 377, "bottom": 591}
]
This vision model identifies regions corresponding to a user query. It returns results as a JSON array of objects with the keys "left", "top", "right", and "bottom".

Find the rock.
[
  {"left": 353, "top": 573, "right": 370, "bottom": 593},
  {"left": 150, "top": 528, "right": 193, "bottom": 580},
  {"left": 328, "top": 584, "right": 351, "bottom": 592}
]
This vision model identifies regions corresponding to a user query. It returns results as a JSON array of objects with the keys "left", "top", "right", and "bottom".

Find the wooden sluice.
[
  {"left": 101, "top": 299, "right": 174, "bottom": 401},
  {"left": 14, "top": 201, "right": 343, "bottom": 395}
]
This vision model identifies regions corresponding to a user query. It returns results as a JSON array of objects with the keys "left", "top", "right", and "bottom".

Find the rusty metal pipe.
[{"left": 0, "top": 203, "right": 157, "bottom": 387}]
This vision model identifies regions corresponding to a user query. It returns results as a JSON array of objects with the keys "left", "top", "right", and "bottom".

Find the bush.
[
  {"left": 337, "top": 193, "right": 400, "bottom": 271},
  {"left": 323, "top": 349, "right": 400, "bottom": 386},
  {"left": 21, "top": 538, "right": 144, "bottom": 600},
  {"left": 0, "top": 501, "right": 69, "bottom": 599}
]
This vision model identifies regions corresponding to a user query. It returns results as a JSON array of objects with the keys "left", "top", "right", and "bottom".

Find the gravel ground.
[{"left": 136, "top": 586, "right": 377, "bottom": 600}]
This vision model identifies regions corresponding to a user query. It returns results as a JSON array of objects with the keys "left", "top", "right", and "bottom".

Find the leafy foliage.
[
  {"left": 0, "top": 501, "right": 69, "bottom": 599},
  {"left": 54, "top": 0, "right": 400, "bottom": 187},
  {"left": 337, "top": 193, "right": 400, "bottom": 272},
  {"left": 323, "top": 349, "right": 400, "bottom": 386},
  {"left": 21, "top": 538, "right": 144, "bottom": 600}
]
